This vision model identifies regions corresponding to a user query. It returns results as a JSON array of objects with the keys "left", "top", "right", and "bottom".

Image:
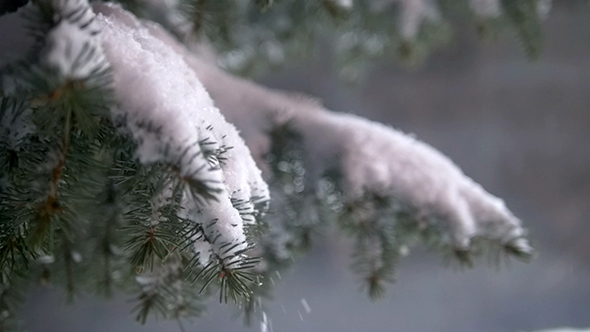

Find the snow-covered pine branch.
[
  {"left": 134, "top": 5, "right": 532, "bottom": 256},
  {"left": 0, "top": 0, "right": 543, "bottom": 327},
  {"left": 85, "top": 5, "right": 534, "bottom": 307},
  {"left": 1, "top": 0, "right": 269, "bottom": 312},
  {"left": 92, "top": 3, "right": 269, "bottom": 265}
]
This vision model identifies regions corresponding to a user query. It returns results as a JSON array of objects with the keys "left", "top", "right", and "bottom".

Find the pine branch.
[
  {"left": 149, "top": 15, "right": 536, "bottom": 301},
  {"left": 28, "top": 103, "right": 72, "bottom": 248},
  {"left": 189, "top": 250, "right": 260, "bottom": 304},
  {"left": 131, "top": 255, "right": 204, "bottom": 324},
  {"left": 0, "top": 1, "right": 548, "bottom": 328},
  {"left": 180, "top": 0, "right": 236, "bottom": 44},
  {"left": 501, "top": 0, "right": 545, "bottom": 59},
  {"left": 123, "top": 213, "right": 180, "bottom": 274},
  {"left": 190, "top": 0, "right": 206, "bottom": 35}
]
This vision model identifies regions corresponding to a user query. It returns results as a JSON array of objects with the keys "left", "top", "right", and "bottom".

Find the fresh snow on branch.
[
  {"left": 44, "top": 20, "right": 107, "bottom": 79},
  {"left": 91, "top": 2, "right": 269, "bottom": 263},
  {"left": 50, "top": 0, "right": 101, "bottom": 35},
  {"left": 0, "top": 0, "right": 553, "bottom": 326},
  {"left": 1, "top": 0, "right": 532, "bottom": 261},
  {"left": 137, "top": 13, "right": 532, "bottom": 254}
]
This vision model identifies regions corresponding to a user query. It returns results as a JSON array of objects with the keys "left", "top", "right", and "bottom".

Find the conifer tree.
[{"left": 0, "top": 0, "right": 549, "bottom": 330}]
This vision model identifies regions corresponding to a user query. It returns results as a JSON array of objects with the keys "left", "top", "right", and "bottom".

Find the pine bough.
[{"left": 0, "top": 0, "right": 546, "bottom": 329}]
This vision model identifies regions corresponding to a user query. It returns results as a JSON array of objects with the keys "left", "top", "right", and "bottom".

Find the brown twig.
[{"left": 30, "top": 106, "right": 73, "bottom": 245}]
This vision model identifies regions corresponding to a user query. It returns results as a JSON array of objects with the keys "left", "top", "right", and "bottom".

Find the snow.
[
  {"left": 537, "top": 0, "right": 552, "bottom": 18},
  {"left": 51, "top": 0, "right": 100, "bottom": 34},
  {"left": 332, "top": 0, "right": 354, "bottom": 10},
  {"left": 300, "top": 298, "right": 311, "bottom": 314},
  {"left": 299, "top": 111, "right": 530, "bottom": 250},
  {"left": 141, "top": 15, "right": 532, "bottom": 253},
  {"left": 41, "top": 0, "right": 104, "bottom": 80},
  {"left": 92, "top": 2, "right": 269, "bottom": 262},
  {"left": 44, "top": 20, "right": 107, "bottom": 79},
  {"left": 260, "top": 311, "right": 270, "bottom": 332},
  {"left": 0, "top": 0, "right": 532, "bottom": 261}
]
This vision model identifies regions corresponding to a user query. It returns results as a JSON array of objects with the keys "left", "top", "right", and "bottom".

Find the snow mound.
[{"left": 94, "top": 3, "right": 269, "bottom": 262}]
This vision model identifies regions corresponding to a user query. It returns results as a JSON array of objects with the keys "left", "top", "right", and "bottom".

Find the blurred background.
[{"left": 22, "top": 1, "right": 590, "bottom": 331}]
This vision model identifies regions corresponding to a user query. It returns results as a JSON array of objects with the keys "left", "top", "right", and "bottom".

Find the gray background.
[{"left": 18, "top": 1, "right": 590, "bottom": 331}]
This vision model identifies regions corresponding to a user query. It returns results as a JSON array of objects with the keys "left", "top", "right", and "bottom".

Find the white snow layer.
[
  {"left": 40, "top": 0, "right": 106, "bottom": 79},
  {"left": 44, "top": 20, "right": 107, "bottom": 79},
  {"left": 50, "top": 0, "right": 101, "bottom": 35},
  {"left": 137, "top": 13, "right": 532, "bottom": 253},
  {"left": 0, "top": 1, "right": 532, "bottom": 256},
  {"left": 92, "top": 3, "right": 269, "bottom": 262}
]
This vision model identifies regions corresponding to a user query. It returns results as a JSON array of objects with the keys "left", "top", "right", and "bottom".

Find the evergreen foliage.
[{"left": 0, "top": 0, "right": 549, "bottom": 330}]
